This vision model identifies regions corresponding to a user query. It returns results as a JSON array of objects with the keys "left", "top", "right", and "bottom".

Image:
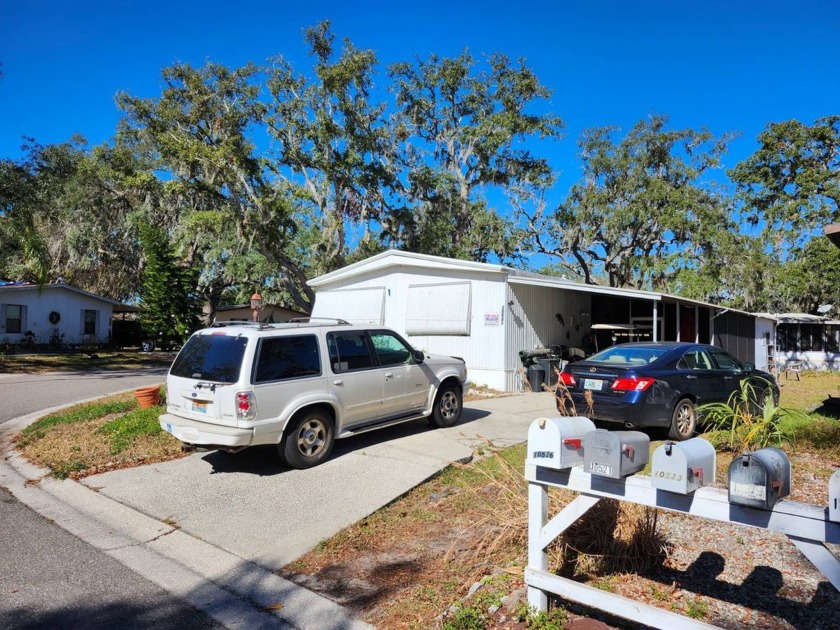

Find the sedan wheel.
[{"left": 668, "top": 398, "right": 696, "bottom": 441}]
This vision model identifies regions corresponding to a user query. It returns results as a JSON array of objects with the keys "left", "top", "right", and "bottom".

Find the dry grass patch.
[
  {"left": 281, "top": 444, "right": 669, "bottom": 629},
  {"left": 16, "top": 392, "right": 185, "bottom": 479}
]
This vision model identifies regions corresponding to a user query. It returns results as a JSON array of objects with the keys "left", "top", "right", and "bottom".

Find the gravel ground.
[
  {"left": 589, "top": 448, "right": 840, "bottom": 630},
  {"left": 609, "top": 513, "right": 840, "bottom": 629}
]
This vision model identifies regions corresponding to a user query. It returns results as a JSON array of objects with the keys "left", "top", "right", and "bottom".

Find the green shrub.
[{"left": 700, "top": 379, "right": 807, "bottom": 451}]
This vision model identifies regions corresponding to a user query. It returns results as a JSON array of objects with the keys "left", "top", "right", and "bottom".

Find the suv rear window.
[
  {"left": 170, "top": 334, "right": 249, "bottom": 383},
  {"left": 255, "top": 335, "right": 320, "bottom": 383}
]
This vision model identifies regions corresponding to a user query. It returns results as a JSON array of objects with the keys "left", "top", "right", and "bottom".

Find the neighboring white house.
[
  {"left": 0, "top": 282, "right": 134, "bottom": 346},
  {"left": 771, "top": 312, "right": 840, "bottom": 371},
  {"left": 308, "top": 251, "right": 773, "bottom": 391}
]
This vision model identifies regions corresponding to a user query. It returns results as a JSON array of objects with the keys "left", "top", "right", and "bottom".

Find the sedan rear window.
[
  {"left": 170, "top": 334, "right": 249, "bottom": 383},
  {"left": 587, "top": 346, "right": 667, "bottom": 365}
]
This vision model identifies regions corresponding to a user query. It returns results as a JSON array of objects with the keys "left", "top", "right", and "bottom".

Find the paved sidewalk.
[{"left": 1, "top": 392, "right": 558, "bottom": 629}]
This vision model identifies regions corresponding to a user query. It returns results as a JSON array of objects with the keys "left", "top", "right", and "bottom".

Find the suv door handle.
[
  {"left": 384, "top": 372, "right": 394, "bottom": 379},
  {"left": 686, "top": 375, "right": 698, "bottom": 380},
  {"left": 333, "top": 379, "right": 344, "bottom": 385}
]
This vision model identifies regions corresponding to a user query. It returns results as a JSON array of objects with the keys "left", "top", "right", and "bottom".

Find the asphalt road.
[
  {"left": 0, "top": 368, "right": 223, "bottom": 630},
  {"left": 0, "top": 369, "right": 167, "bottom": 425}
]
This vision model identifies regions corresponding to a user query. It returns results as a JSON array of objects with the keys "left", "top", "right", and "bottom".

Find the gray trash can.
[
  {"left": 528, "top": 364, "right": 545, "bottom": 392},
  {"left": 538, "top": 358, "right": 558, "bottom": 388}
]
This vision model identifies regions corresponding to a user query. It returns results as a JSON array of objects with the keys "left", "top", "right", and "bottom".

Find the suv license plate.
[
  {"left": 583, "top": 378, "right": 603, "bottom": 391},
  {"left": 192, "top": 401, "right": 207, "bottom": 414}
]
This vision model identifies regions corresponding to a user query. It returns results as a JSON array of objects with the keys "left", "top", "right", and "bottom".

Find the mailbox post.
[{"left": 830, "top": 470, "right": 840, "bottom": 523}]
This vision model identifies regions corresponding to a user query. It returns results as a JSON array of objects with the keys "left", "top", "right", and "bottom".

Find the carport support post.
[{"left": 527, "top": 482, "right": 549, "bottom": 611}]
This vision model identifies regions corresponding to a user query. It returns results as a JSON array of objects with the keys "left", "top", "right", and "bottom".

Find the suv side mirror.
[
  {"left": 744, "top": 362, "right": 755, "bottom": 372},
  {"left": 413, "top": 350, "right": 425, "bottom": 364}
]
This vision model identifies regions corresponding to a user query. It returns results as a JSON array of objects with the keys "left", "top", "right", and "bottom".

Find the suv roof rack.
[{"left": 288, "top": 317, "right": 350, "bottom": 325}]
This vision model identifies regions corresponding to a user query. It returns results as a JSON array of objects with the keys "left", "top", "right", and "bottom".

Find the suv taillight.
[
  {"left": 235, "top": 391, "right": 257, "bottom": 421},
  {"left": 611, "top": 377, "right": 655, "bottom": 392}
]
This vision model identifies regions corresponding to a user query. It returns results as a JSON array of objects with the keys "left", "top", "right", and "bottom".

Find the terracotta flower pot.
[{"left": 135, "top": 385, "right": 162, "bottom": 409}]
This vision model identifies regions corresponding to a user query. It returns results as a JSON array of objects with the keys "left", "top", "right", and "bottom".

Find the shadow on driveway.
[{"left": 202, "top": 408, "right": 491, "bottom": 476}]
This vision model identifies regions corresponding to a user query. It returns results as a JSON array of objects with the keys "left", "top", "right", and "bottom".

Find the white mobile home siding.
[{"left": 311, "top": 266, "right": 510, "bottom": 389}]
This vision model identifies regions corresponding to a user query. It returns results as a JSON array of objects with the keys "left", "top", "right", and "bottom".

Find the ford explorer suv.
[{"left": 159, "top": 319, "right": 469, "bottom": 469}]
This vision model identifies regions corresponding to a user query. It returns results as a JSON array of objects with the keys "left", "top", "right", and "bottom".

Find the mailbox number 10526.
[{"left": 589, "top": 462, "right": 613, "bottom": 476}]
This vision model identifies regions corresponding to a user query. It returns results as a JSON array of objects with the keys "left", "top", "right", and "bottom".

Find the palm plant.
[{"left": 699, "top": 378, "right": 805, "bottom": 451}]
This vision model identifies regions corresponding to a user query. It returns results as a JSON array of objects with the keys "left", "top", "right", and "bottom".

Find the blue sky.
[{"left": 2, "top": 0, "right": 838, "bottom": 197}]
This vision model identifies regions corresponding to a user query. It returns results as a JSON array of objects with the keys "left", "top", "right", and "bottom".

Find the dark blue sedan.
[{"left": 558, "top": 342, "right": 779, "bottom": 440}]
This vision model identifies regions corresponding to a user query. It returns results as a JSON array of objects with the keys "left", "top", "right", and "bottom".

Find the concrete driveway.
[{"left": 80, "top": 393, "right": 557, "bottom": 569}]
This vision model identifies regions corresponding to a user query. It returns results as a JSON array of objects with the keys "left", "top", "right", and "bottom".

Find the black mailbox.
[{"left": 728, "top": 447, "right": 791, "bottom": 510}]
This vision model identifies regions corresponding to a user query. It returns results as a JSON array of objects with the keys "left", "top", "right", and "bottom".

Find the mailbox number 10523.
[
  {"left": 654, "top": 470, "right": 684, "bottom": 482},
  {"left": 589, "top": 462, "right": 612, "bottom": 476}
]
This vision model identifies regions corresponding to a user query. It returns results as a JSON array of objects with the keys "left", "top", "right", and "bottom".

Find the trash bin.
[
  {"left": 528, "top": 364, "right": 545, "bottom": 392},
  {"left": 538, "top": 358, "right": 559, "bottom": 388}
]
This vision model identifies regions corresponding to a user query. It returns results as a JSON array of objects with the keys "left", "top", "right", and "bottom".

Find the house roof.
[
  {"left": 764, "top": 312, "right": 840, "bottom": 324},
  {"left": 0, "top": 282, "right": 139, "bottom": 312},
  {"left": 307, "top": 250, "right": 757, "bottom": 312}
]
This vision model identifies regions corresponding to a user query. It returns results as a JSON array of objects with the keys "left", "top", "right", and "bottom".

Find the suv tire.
[
  {"left": 429, "top": 383, "right": 462, "bottom": 428},
  {"left": 279, "top": 409, "right": 335, "bottom": 469}
]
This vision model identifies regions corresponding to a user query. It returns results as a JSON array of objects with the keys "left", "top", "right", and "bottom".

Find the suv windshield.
[{"left": 170, "top": 334, "right": 249, "bottom": 383}]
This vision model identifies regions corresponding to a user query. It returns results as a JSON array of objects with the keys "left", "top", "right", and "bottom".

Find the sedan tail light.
[
  {"left": 611, "top": 377, "right": 655, "bottom": 392},
  {"left": 235, "top": 391, "right": 257, "bottom": 421},
  {"left": 559, "top": 372, "right": 577, "bottom": 387}
]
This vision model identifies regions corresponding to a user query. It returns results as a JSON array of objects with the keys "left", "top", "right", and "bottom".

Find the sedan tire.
[{"left": 668, "top": 398, "right": 696, "bottom": 441}]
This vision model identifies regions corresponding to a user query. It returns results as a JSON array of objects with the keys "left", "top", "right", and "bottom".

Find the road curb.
[{"left": 0, "top": 405, "right": 373, "bottom": 630}]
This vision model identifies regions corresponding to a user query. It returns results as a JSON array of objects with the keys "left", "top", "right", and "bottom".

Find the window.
[
  {"left": 778, "top": 324, "right": 797, "bottom": 352},
  {"left": 677, "top": 350, "right": 713, "bottom": 370},
  {"left": 83, "top": 310, "right": 97, "bottom": 336},
  {"left": 328, "top": 332, "right": 374, "bottom": 372},
  {"left": 826, "top": 325, "right": 840, "bottom": 353},
  {"left": 405, "top": 282, "right": 471, "bottom": 335},
  {"left": 588, "top": 346, "right": 668, "bottom": 364},
  {"left": 170, "top": 334, "right": 249, "bottom": 383},
  {"left": 254, "top": 335, "right": 320, "bottom": 383},
  {"left": 5, "top": 304, "right": 23, "bottom": 334},
  {"left": 710, "top": 349, "right": 741, "bottom": 371},
  {"left": 369, "top": 331, "right": 413, "bottom": 367}
]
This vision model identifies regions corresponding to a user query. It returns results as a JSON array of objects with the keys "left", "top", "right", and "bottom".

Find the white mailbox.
[
  {"left": 830, "top": 470, "right": 840, "bottom": 523},
  {"left": 651, "top": 438, "right": 716, "bottom": 494},
  {"left": 583, "top": 429, "right": 650, "bottom": 479},
  {"left": 526, "top": 416, "right": 597, "bottom": 470}
]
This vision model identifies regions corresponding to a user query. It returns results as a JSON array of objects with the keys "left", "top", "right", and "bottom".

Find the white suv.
[{"left": 159, "top": 320, "right": 469, "bottom": 469}]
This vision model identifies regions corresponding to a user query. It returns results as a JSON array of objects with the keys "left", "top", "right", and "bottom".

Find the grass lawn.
[
  {"left": 0, "top": 351, "right": 175, "bottom": 374},
  {"left": 16, "top": 391, "right": 184, "bottom": 479}
]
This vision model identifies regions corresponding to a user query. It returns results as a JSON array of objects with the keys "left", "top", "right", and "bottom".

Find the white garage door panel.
[
  {"left": 405, "top": 282, "right": 471, "bottom": 335},
  {"left": 313, "top": 288, "right": 385, "bottom": 324}
]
